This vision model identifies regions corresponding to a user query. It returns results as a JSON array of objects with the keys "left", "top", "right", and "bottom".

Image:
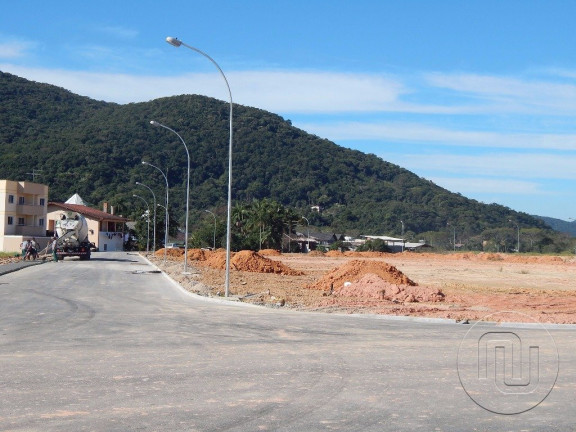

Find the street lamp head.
[
  {"left": 136, "top": 181, "right": 141, "bottom": 185},
  {"left": 141, "top": 161, "right": 147, "bottom": 165},
  {"left": 166, "top": 37, "right": 182, "bottom": 47},
  {"left": 150, "top": 120, "right": 160, "bottom": 127}
]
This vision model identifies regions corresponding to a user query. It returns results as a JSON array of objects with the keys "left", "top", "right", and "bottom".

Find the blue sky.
[{"left": 1, "top": 0, "right": 575, "bottom": 220}]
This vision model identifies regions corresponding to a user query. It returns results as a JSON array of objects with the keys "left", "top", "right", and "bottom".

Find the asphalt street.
[{"left": 0, "top": 251, "right": 574, "bottom": 431}]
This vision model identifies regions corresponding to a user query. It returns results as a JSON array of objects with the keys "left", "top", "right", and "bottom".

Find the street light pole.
[
  {"left": 509, "top": 219, "right": 520, "bottom": 252},
  {"left": 136, "top": 182, "right": 157, "bottom": 253},
  {"left": 157, "top": 204, "right": 170, "bottom": 264},
  {"left": 447, "top": 222, "right": 456, "bottom": 252},
  {"left": 142, "top": 161, "right": 170, "bottom": 264},
  {"left": 302, "top": 216, "right": 310, "bottom": 253},
  {"left": 204, "top": 210, "right": 217, "bottom": 250},
  {"left": 150, "top": 120, "right": 191, "bottom": 273},
  {"left": 400, "top": 220, "right": 405, "bottom": 253},
  {"left": 133, "top": 194, "right": 150, "bottom": 254},
  {"left": 165, "top": 36, "right": 234, "bottom": 296}
]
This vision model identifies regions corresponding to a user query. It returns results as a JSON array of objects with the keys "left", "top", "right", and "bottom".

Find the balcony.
[
  {"left": 14, "top": 225, "right": 45, "bottom": 236},
  {"left": 16, "top": 204, "right": 45, "bottom": 216}
]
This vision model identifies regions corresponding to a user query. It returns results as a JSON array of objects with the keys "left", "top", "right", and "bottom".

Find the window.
[
  {"left": 17, "top": 217, "right": 25, "bottom": 226},
  {"left": 40, "top": 198, "right": 45, "bottom": 206},
  {"left": 18, "top": 196, "right": 25, "bottom": 205},
  {"left": 7, "top": 216, "right": 13, "bottom": 225},
  {"left": 8, "top": 195, "right": 14, "bottom": 204},
  {"left": 39, "top": 218, "right": 45, "bottom": 227}
]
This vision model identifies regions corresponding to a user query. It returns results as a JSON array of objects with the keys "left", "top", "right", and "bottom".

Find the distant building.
[
  {"left": 363, "top": 235, "right": 432, "bottom": 252},
  {"left": 47, "top": 195, "right": 128, "bottom": 252},
  {"left": 0, "top": 180, "right": 49, "bottom": 253},
  {"left": 285, "top": 231, "right": 347, "bottom": 252}
]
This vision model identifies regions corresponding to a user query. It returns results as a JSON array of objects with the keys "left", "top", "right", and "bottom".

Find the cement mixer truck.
[{"left": 54, "top": 211, "right": 92, "bottom": 260}]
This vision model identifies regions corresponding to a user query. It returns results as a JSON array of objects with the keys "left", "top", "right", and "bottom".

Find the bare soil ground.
[{"left": 148, "top": 248, "right": 576, "bottom": 324}]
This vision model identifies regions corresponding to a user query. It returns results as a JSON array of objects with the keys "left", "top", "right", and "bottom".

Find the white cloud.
[
  {"left": 388, "top": 153, "right": 576, "bottom": 181},
  {"left": 0, "top": 65, "right": 410, "bottom": 110},
  {"left": 429, "top": 177, "right": 544, "bottom": 195},
  {"left": 547, "top": 68, "right": 576, "bottom": 79},
  {"left": 98, "top": 26, "right": 139, "bottom": 39},
  {"left": 231, "top": 71, "right": 406, "bottom": 113},
  {"left": 297, "top": 121, "right": 576, "bottom": 151},
  {"left": 425, "top": 72, "right": 576, "bottom": 115},
  {"left": 0, "top": 41, "right": 36, "bottom": 59},
  {"left": 3, "top": 64, "right": 576, "bottom": 119}
]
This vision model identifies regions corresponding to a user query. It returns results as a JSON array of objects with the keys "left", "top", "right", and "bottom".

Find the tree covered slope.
[{"left": 0, "top": 71, "right": 549, "bottom": 236}]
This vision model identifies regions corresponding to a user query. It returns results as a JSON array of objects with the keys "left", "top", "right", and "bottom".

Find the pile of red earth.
[
  {"left": 259, "top": 249, "right": 282, "bottom": 256},
  {"left": 306, "top": 259, "right": 444, "bottom": 303},
  {"left": 227, "top": 250, "right": 303, "bottom": 275},
  {"left": 155, "top": 248, "right": 302, "bottom": 275},
  {"left": 339, "top": 273, "right": 444, "bottom": 303},
  {"left": 155, "top": 248, "right": 212, "bottom": 261}
]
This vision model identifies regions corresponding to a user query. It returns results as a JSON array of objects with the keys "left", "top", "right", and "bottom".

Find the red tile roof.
[{"left": 48, "top": 202, "right": 128, "bottom": 222}]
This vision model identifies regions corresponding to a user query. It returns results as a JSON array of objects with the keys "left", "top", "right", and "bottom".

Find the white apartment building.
[{"left": 0, "top": 180, "right": 49, "bottom": 253}]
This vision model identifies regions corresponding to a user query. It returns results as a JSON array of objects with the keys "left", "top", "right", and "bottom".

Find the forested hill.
[
  {"left": 537, "top": 216, "right": 576, "bottom": 237},
  {"left": 0, "top": 71, "right": 548, "bottom": 236}
]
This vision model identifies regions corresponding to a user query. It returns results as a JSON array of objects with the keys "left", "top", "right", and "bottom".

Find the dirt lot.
[{"left": 148, "top": 248, "right": 576, "bottom": 324}]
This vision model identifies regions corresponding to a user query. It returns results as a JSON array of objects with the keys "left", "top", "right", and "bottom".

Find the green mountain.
[
  {"left": 537, "top": 216, "right": 576, "bottom": 237},
  {"left": 0, "top": 71, "right": 550, "bottom": 239}
]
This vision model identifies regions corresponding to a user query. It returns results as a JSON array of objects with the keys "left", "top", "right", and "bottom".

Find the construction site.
[{"left": 148, "top": 248, "right": 576, "bottom": 324}]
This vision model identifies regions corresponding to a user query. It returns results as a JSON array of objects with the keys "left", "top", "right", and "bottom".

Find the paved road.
[{"left": 0, "top": 251, "right": 574, "bottom": 431}]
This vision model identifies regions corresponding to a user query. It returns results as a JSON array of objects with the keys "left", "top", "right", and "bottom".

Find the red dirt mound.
[
  {"left": 155, "top": 248, "right": 185, "bottom": 258},
  {"left": 307, "top": 259, "right": 416, "bottom": 291},
  {"left": 344, "top": 251, "right": 389, "bottom": 258},
  {"left": 259, "top": 249, "right": 282, "bottom": 256},
  {"left": 187, "top": 248, "right": 210, "bottom": 261},
  {"left": 154, "top": 248, "right": 210, "bottom": 261},
  {"left": 339, "top": 273, "right": 444, "bottom": 303},
  {"left": 203, "top": 250, "right": 228, "bottom": 268},
  {"left": 203, "top": 250, "right": 303, "bottom": 275}
]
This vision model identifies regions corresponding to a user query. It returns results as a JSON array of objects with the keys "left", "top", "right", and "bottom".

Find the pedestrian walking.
[{"left": 50, "top": 237, "right": 59, "bottom": 262}]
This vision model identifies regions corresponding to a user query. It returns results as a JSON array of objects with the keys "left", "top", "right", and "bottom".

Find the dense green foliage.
[{"left": 1, "top": 71, "right": 573, "bottom": 252}]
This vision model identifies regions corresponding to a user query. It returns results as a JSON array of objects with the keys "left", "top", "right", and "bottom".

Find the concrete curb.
[
  {"left": 0, "top": 259, "right": 47, "bottom": 277},
  {"left": 138, "top": 253, "right": 576, "bottom": 329},
  {"left": 139, "top": 253, "right": 261, "bottom": 309}
]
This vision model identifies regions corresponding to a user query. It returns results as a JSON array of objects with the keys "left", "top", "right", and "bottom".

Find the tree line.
[{"left": 1, "top": 71, "right": 573, "bottom": 254}]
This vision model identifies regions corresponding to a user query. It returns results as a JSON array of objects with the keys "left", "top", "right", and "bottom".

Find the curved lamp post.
[
  {"left": 133, "top": 194, "right": 150, "bottom": 254},
  {"left": 204, "top": 210, "right": 217, "bottom": 250},
  {"left": 165, "top": 36, "right": 233, "bottom": 296},
  {"left": 143, "top": 161, "right": 170, "bottom": 263},
  {"left": 136, "top": 182, "right": 157, "bottom": 253},
  {"left": 150, "top": 120, "right": 191, "bottom": 273}
]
